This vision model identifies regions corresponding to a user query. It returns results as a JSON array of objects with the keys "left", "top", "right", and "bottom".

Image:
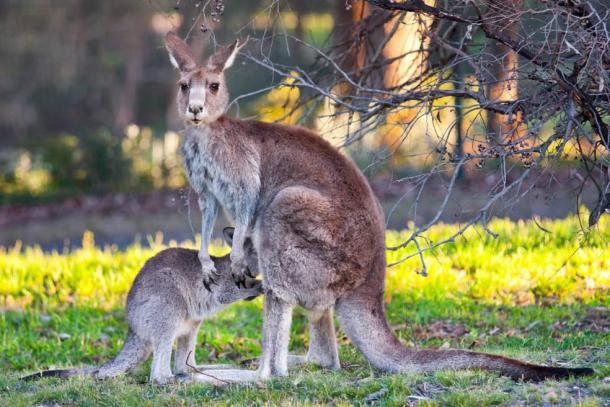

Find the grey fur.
[
  {"left": 181, "top": 123, "right": 260, "bottom": 286},
  {"left": 166, "top": 31, "right": 251, "bottom": 285},
  {"left": 22, "top": 236, "right": 262, "bottom": 384}
]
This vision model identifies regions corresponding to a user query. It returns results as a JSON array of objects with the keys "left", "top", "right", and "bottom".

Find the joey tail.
[
  {"left": 20, "top": 367, "right": 97, "bottom": 381},
  {"left": 21, "top": 329, "right": 150, "bottom": 381},
  {"left": 335, "top": 263, "right": 594, "bottom": 381}
]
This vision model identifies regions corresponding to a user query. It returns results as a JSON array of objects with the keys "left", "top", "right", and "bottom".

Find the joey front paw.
[{"left": 243, "top": 280, "right": 264, "bottom": 301}]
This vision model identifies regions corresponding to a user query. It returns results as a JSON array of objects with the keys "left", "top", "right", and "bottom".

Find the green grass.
[{"left": 1, "top": 215, "right": 609, "bottom": 406}]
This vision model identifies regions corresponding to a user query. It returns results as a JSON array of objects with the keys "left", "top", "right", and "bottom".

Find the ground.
[
  {"left": 2, "top": 300, "right": 609, "bottom": 406},
  {"left": 0, "top": 216, "right": 608, "bottom": 406}
]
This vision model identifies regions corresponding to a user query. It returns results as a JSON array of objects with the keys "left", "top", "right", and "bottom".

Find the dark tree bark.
[{"left": 484, "top": 0, "right": 522, "bottom": 146}]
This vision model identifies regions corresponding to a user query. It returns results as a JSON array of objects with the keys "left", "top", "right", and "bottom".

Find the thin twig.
[{"left": 185, "top": 351, "right": 231, "bottom": 385}]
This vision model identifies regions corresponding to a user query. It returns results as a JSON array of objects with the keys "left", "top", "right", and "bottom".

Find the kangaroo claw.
[
  {"left": 203, "top": 278, "right": 213, "bottom": 292},
  {"left": 203, "top": 273, "right": 220, "bottom": 292}
]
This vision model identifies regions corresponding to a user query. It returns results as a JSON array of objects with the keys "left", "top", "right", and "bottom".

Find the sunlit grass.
[
  {"left": 385, "top": 215, "right": 610, "bottom": 306},
  {"left": 1, "top": 215, "right": 608, "bottom": 310}
]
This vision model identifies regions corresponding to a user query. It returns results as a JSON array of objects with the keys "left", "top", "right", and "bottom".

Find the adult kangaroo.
[{"left": 165, "top": 32, "right": 593, "bottom": 381}]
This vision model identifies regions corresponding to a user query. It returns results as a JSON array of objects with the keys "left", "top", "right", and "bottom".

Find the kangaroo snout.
[
  {"left": 187, "top": 104, "right": 205, "bottom": 124},
  {"left": 188, "top": 104, "right": 203, "bottom": 115}
]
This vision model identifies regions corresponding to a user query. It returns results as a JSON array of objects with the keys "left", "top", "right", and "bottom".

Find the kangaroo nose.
[{"left": 189, "top": 104, "right": 203, "bottom": 115}]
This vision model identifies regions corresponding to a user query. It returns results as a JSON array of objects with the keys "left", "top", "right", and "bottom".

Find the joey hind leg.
[
  {"left": 174, "top": 325, "right": 238, "bottom": 374},
  {"left": 150, "top": 337, "right": 175, "bottom": 384},
  {"left": 257, "top": 291, "right": 294, "bottom": 379},
  {"left": 174, "top": 324, "right": 201, "bottom": 375}
]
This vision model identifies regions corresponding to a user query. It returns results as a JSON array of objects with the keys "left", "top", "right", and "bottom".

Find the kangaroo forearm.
[
  {"left": 229, "top": 224, "right": 248, "bottom": 259},
  {"left": 199, "top": 194, "right": 218, "bottom": 255},
  {"left": 230, "top": 194, "right": 257, "bottom": 257}
]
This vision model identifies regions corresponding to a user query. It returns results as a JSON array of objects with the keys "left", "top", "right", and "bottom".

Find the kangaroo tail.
[
  {"left": 21, "top": 329, "right": 150, "bottom": 381},
  {"left": 95, "top": 329, "right": 150, "bottom": 379},
  {"left": 335, "top": 268, "right": 594, "bottom": 381},
  {"left": 21, "top": 367, "right": 97, "bottom": 381}
]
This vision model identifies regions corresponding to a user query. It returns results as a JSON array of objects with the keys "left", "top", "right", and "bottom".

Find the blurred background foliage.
[
  {"left": 0, "top": 1, "right": 605, "bottom": 249},
  {"left": 0, "top": 0, "right": 337, "bottom": 204}
]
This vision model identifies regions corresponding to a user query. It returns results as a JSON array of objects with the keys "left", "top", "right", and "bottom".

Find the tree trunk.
[
  {"left": 485, "top": 0, "right": 522, "bottom": 145},
  {"left": 114, "top": 18, "right": 145, "bottom": 131}
]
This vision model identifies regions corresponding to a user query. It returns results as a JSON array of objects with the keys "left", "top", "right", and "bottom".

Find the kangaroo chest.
[
  {"left": 182, "top": 134, "right": 230, "bottom": 203},
  {"left": 181, "top": 129, "right": 259, "bottom": 218},
  {"left": 182, "top": 136, "right": 216, "bottom": 193}
]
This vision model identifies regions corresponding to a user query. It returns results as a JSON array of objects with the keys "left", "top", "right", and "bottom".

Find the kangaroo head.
[
  {"left": 212, "top": 262, "right": 261, "bottom": 304},
  {"left": 165, "top": 32, "right": 246, "bottom": 126},
  {"left": 212, "top": 227, "right": 262, "bottom": 305}
]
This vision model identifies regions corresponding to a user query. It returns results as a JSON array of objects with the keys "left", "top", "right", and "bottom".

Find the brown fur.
[{"left": 165, "top": 32, "right": 593, "bottom": 382}]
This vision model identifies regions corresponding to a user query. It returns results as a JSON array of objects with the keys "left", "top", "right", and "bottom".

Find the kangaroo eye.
[
  {"left": 179, "top": 82, "right": 190, "bottom": 92},
  {"left": 209, "top": 82, "right": 220, "bottom": 93}
]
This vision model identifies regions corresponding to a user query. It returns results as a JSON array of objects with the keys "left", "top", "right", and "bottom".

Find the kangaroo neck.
[{"left": 184, "top": 116, "right": 228, "bottom": 143}]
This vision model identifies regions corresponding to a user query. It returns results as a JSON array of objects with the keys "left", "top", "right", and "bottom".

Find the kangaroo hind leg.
[
  {"left": 150, "top": 336, "right": 175, "bottom": 384},
  {"left": 287, "top": 308, "right": 340, "bottom": 370},
  {"left": 257, "top": 291, "right": 294, "bottom": 379},
  {"left": 174, "top": 322, "right": 201, "bottom": 375},
  {"left": 305, "top": 308, "right": 340, "bottom": 369}
]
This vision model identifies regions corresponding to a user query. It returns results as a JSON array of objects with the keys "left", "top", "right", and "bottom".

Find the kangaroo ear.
[
  {"left": 206, "top": 37, "right": 248, "bottom": 72},
  {"left": 222, "top": 227, "right": 235, "bottom": 246},
  {"left": 165, "top": 32, "right": 197, "bottom": 72}
]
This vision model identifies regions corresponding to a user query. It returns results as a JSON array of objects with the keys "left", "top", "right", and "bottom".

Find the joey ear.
[
  {"left": 206, "top": 37, "right": 248, "bottom": 72},
  {"left": 165, "top": 31, "right": 197, "bottom": 72},
  {"left": 222, "top": 227, "right": 235, "bottom": 246}
]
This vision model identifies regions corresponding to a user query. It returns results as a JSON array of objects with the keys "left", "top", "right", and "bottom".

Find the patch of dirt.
[
  {"left": 550, "top": 307, "right": 610, "bottom": 338},
  {"left": 0, "top": 190, "right": 187, "bottom": 228},
  {"left": 405, "top": 382, "right": 446, "bottom": 406},
  {"left": 411, "top": 320, "right": 470, "bottom": 340},
  {"left": 574, "top": 307, "right": 610, "bottom": 332},
  {"left": 398, "top": 308, "right": 609, "bottom": 349}
]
